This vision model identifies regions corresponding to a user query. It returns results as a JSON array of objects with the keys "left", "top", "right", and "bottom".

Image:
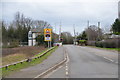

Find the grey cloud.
[{"left": 1, "top": 0, "right": 119, "bottom": 35}]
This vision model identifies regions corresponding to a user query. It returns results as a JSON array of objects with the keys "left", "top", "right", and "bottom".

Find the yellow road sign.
[{"left": 44, "top": 28, "right": 52, "bottom": 41}]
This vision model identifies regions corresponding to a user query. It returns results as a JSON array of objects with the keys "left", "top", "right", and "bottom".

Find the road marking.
[
  {"left": 94, "top": 53, "right": 117, "bottom": 64},
  {"left": 66, "top": 65, "right": 68, "bottom": 68},
  {"left": 65, "top": 65, "right": 69, "bottom": 76},
  {"left": 33, "top": 57, "right": 67, "bottom": 79},
  {"left": 43, "top": 64, "right": 64, "bottom": 78},
  {"left": 33, "top": 48, "right": 69, "bottom": 79},
  {"left": 66, "top": 71, "right": 68, "bottom": 75},
  {"left": 103, "top": 57, "right": 114, "bottom": 62}
]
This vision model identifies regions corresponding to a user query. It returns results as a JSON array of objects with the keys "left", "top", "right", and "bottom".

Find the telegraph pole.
[
  {"left": 73, "top": 24, "right": 76, "bottom": 45},
  {"left": 87, "top": 20, "right": 90, "bottom": 40},
  {"left": 59, "top": 21, "right": 61, "bottom": 41},
  {"left": 87, "top": 20, "right": 89, "bottom": 27},
  {"left": 98, "top": 22, "right": 100, "bottom": 41}
]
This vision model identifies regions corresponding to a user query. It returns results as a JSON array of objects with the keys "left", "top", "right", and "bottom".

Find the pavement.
[
  {"left": 6, "top": 46, "right": 65, "bottom": 78},
  {"left": 44, "top": 45, "right": 118, "bottom": 78}
]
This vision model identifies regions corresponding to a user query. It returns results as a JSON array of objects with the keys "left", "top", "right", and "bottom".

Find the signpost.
[{"left": 44, "top": 28, "right": 52, "bottom": 48}]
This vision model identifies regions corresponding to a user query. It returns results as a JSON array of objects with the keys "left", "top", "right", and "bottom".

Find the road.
[
  {"left": 44, "top": 45, "right": 118, "bottom": 78},
  {"left": 5, "top": 45, "right": 118, "bottom": 79}
]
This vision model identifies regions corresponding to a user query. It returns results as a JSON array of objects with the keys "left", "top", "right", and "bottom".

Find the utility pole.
[
  {"left": 73, "top": 24, "right": 76, "bottom": 45},
  {"left": 87, "top": 20, "right": 90, "bottom": 40},
  {"left": 59, "top": 21, "right": 61, "bottom": 41},
  {"left": 98, "top": 22, "right": 100, "bottom": 41},
  {"left": 73, "top": 24, "right": 76, "bottom": 38},
  {"left": 87, "top": 20, "right": 89, "bottom": 27}
]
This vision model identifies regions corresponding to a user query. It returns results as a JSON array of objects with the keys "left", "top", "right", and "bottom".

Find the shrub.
[
  {"left": 95, "top": 38, "right": 120, "bottom": 48},
  {"left": 87, "top": 41, "right": 96, "bottom": 46},
  {"left": 79, "top": 40, "right": 86, "bottom": 43},
  {"left": 79, "top": 40, "right": 87, "bottom": 46},
  {"left": 95, "top": 42, "right": 103, "bottom": 48}
]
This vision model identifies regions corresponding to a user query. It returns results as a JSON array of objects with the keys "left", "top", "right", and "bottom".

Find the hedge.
[{"left": 95, "top": 38, "right": 120, "bottom": 48}]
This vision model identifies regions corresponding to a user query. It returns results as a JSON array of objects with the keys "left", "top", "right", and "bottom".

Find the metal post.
[
  {"left": 73, "top": 24, "right": 76, "bottom": 45},
  {"left": 48, "top": 41, "right": 49, "bottom": 48},
  {"left": 50, "top": 41, "right": 52, "bottom": 47},
  {"left": 49, "top": 41, "right": 51, "bottom": 48}
]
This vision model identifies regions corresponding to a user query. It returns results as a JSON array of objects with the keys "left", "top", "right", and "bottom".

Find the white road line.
[
  {"left": 34, "top": 57, "right": 66, "bottom": 78},
  {"left": 94, "top": 53, "right": 117, "bottom": 63},
  {"left": 66, "top": 65, "right": 68, "bottom": 68},
  {"left": 66, "top": 48, "right": 69, "bottom": 76},
  {"left": 103, "top": 57, "right": 114, "bottom": 62},
  {"left": 44, "top": 64, "right": 64, "bottom": 78},
  {"left": 34, "top": 48, "right": 69, "bottom": 79},
  {"left": 65, "top": 71, "right": 68, "bottom": 75}
]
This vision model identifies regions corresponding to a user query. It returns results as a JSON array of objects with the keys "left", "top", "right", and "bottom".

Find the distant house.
[
  {"left": 103, "top": 33, "right": 120, "bottom": 39},
  {"left": 110, "top": 34, "right": 120, "bottom": 38}
]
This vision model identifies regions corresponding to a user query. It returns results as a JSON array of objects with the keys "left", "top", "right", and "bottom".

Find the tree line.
[
  {"left": 2, "top": 12, "right": 52, "bottom": 47},
  {"left": 2, "top": 12, "right": 74, "bottom": 47},
  {"left": 76, "top": 18, "right": 120, "bottom": 47},
  {"left": 77, "top": 18, "right": 120, "bottom": 41}
]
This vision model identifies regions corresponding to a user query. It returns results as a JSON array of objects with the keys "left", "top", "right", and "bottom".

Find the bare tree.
[
  {"left": 61, "top": 32, "right": 73, "bottom": 44},
  {"left": 85, "top": 25, "right": 103, "bottom": 41}
]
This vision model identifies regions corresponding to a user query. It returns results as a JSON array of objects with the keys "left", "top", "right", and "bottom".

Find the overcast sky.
[{"left": 1, "top": 0, "right": 119, "bottom": 35}]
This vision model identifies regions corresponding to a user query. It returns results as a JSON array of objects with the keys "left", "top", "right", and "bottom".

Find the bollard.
[
  {"left": 5, "top": 65, "right": 8, "bottom": 70},
  {"left": 20, "top": 62, "right": 23, "bottom": 64},
  {"left": 26, "top": 58, "right": 32, "bottom": 62}
]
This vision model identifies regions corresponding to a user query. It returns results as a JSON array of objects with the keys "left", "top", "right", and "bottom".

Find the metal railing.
[{"left": 1, "top": 47, "right": 55, "bottom": 70}]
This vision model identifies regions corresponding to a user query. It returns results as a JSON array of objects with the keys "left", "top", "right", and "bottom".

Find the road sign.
[{"left": 44, "top": 28, "right": 52, "bottom": 41}]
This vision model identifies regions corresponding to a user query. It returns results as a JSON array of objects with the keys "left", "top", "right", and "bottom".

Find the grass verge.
[
  {"left": 1, "top": 46, "right": 58, "bottom": 77},
  {"left": 99, "top": 48, "right": 120, "bottom": 51},
  {"left": 88, "top": 46, "right": 120, "bottom": 52}
]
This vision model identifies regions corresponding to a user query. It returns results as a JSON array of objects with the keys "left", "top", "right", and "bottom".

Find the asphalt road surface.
[
  {"left": 6, "top": 45, "right": 118, "bottom": 79},
  {"left": 45, "top": 45, "right": 118, "bottom": 78}
]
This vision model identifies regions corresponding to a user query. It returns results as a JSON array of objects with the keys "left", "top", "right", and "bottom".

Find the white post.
[
  {"left": 28, "top": 31, "right": 33, "bottom": 46},
  {"left": 32, "top": 33, "right": 36, "bottom": 46}
]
